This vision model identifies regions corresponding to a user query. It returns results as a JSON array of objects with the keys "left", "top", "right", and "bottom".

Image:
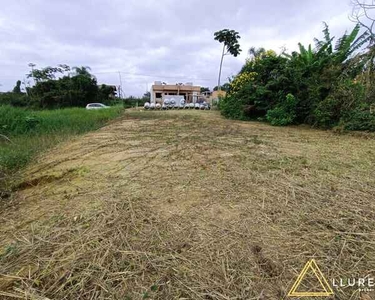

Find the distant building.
[
  {"left": 200, "top": 90, "right": 226, "bottom": 105},
  {"left": 150, "top": 82, "right": 201, "bottom": 104}
]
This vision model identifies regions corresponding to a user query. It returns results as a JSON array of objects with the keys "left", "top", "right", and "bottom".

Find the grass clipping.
[{"left": 1, "top": 110, "right": 375, "bottom": 299}]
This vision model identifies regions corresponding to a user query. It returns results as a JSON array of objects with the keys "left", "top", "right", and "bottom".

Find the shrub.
[
  {"left": 312, "top": 80, "right": 366, "bottom": 128},
  {"left": 219, "top": 95, "right": 245, "bottom": 120},
  {"left": 0, "top": 92, "right": 29, "bottom": 107},
  {"left": 341, "top": 109, "right": 375, "bottom": 131},
  {"left": 266, "top": 94, "right": 297, "bottom": 126},
  {"left": 312, "top": 96, "right": 339, "bottom": 128}
]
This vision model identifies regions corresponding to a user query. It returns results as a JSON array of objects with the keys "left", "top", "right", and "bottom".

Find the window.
[{"left": 156, "top": 93, "right": 162, "bottom": 98}]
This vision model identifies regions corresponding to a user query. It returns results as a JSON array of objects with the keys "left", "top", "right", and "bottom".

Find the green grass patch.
[{"left": 0, "top": 105, "right": 123, "bottom": 188}]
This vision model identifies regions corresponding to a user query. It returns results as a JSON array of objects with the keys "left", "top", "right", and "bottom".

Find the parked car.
[{"left": 86, "top": 103, "right": 109, "bottom": 110}]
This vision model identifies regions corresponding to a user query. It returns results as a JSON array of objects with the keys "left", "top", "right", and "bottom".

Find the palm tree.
[
  {"left": 248, "top": 47, "right": 266, "bottom": 59},
  {"left": 72, "top": 66, "right": 93, "bottom": 78}
]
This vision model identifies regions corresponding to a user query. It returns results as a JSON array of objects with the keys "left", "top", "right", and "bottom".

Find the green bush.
[
  {"left": 266, "top": 94, "right": 297, "bottom": 126},
  {"left": 0, "top": 92, "right": 29, "bottom": 107},
  {"left": 312, "top": 80, "right": 366, "bottom": 128},
  {"left": 312, "top": 96, "right": 339, "bottom": 128},
  {"left": 341, "top": 109, "right": 375, "bottom": 131},
  {"left": 219, "top": 94, "right": 246, "bottom": 120}
]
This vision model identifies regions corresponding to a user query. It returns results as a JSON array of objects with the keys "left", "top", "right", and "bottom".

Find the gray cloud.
[{"left": 0, "top": 0, "right": 354, "bottom": 96}]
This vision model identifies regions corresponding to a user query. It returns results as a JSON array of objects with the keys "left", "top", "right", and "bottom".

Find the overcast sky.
[{"left": 0, "top": 0, "right": 355, "bottom": 96}]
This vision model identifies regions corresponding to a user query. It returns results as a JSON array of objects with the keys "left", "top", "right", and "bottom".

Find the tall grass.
[{"left": 0, "top": 105, "right": 123, "bottom": 179}]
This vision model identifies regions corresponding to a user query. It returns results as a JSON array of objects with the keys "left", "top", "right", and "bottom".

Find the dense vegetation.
[
  {"left": 220, "top": 24, "right": 375, "bottom": 131},
  {"left": 0, "top": 66, "right": 120, "bottom": 109}
]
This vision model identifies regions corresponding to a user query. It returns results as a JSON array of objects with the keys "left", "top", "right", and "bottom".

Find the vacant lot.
[{"left": 1, "top": 110, "right": 375, "bottom": 299}]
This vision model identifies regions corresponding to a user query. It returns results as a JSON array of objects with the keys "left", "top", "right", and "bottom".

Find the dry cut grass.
[{"left": 1, "top": 109, "right": 375, "bottom": 299}]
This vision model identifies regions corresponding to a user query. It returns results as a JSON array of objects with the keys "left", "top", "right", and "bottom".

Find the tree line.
[{"left": 0, "top": 65, "right": 118, "bottom": 109}]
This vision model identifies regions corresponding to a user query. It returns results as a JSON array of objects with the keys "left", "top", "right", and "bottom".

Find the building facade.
[{"left": 150, "top": 82, "right": 201, "bottom": 104}]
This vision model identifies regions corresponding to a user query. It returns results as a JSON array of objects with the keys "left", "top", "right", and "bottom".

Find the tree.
[
  {"left": 248, "top": 47, "right": 266, "bottom": 59},
  {"left": 213, "top": 83, "right": 230, "bottom": 91},
  {"left": 350, "top": 0, "right": 375, "bottom": 42},
  {"left": 200, "top": 87, "right": 210, "bottom": 93},
  {"left": 72, "top": 66, "right": 93, "bottom": 78},
  {"left": 214, "top": 29, "right": 242, "bottom": 90},
  {"left": 12, "top": 80, "right": 22, "bottom": 93},
  {"left": 27, "top": 64, "right": 70, "bottom": 82},
  {"left": 350, "top": 1, "right": 375, "bottom": 101}
]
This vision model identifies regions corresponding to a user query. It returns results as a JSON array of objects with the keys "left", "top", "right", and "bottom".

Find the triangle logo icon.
[{"left": 288, "top": 259, "right": 334, "bottom": 297}]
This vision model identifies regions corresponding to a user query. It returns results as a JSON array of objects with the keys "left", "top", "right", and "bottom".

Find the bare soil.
[{"left": 1, "top": 109, "right": 375, "bottom": 299}]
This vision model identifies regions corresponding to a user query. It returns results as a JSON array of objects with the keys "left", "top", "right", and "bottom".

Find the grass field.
[
  {"left": 0, "top": 105, "right": 123, "bottom": 193},
  {"left": 0, "top": 109, "right": 375, "bottom": 299}
]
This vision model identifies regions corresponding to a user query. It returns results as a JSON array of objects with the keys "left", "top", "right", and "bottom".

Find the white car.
[{"left": 86, "top": 103, "right": 109, "bottom": 110}]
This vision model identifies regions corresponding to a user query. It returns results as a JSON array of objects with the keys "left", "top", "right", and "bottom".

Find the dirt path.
[{"left": 1, "top": 110, "right": 375, "bottom": 299}]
